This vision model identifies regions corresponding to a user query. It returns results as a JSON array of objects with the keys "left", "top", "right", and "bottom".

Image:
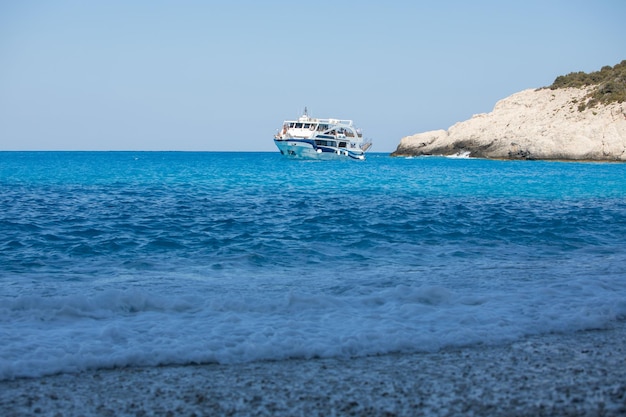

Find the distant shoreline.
[{"left": 393, "top": 87, "right": 626, "bottom": 162}]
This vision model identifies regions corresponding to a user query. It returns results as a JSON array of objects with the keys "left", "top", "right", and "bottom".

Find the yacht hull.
[{"left": 274, "top": 139, "right": 365, "bottom": 160}]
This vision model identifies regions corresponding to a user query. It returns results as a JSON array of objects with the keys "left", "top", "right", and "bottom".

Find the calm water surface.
[{"left": 1, "top": 152, "right": 625, "bottom": 379}]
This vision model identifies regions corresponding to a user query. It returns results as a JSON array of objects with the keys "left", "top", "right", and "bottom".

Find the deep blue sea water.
[{"left": 1, "top": 151, "right": 625, "bottom": 379}]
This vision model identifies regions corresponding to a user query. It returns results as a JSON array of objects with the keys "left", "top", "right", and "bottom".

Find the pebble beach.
[{"left": 2, "top": 321, "right": 625, "bottom": 417}]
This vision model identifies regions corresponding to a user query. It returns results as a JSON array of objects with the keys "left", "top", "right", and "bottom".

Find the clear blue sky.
[{"left": 1, "top": 1, "right": 625, "bottom": 152}]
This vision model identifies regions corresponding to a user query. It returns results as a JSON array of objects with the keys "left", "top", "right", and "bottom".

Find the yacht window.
[
  {"left": 295, "top": 123, "right": 303, "bottom": 128},
  {"left": 315, "top": 140, "right": 336, "bottom": 147},
  {"left": 339, "top": 142, "right": 347, "bottom": 148}
]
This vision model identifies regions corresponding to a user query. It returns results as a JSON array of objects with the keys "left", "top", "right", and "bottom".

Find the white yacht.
[{"left": 274, "top": 108, "right": 372, "bottom": 160}]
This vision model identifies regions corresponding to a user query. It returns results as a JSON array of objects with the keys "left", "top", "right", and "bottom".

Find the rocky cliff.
[{"left": 392, "top": 87, "right": 626, "bottom": 161}]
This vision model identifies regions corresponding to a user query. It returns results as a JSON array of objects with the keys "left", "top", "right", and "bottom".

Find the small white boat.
[{"left": 274, "top": 108, "right": 372, "bottom": 160}]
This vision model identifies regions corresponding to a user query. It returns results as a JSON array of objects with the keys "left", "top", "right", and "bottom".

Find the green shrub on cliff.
[{"left": 549, "top": 60, "right": 626, "bottom": 111}]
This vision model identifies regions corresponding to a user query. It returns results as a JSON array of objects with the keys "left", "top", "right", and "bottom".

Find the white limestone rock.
[{"left": 393, "top": 88, "right": 626, "bottom": 161}]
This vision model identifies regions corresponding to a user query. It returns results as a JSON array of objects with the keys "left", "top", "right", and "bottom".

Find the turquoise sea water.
[{"left": 1, "top": 152, "right": 625, "bottom": 379}]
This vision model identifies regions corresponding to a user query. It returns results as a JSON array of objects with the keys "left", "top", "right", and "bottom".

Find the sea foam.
[{"left": 2, "top": 274, "right": 625, "bottom": 380}]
